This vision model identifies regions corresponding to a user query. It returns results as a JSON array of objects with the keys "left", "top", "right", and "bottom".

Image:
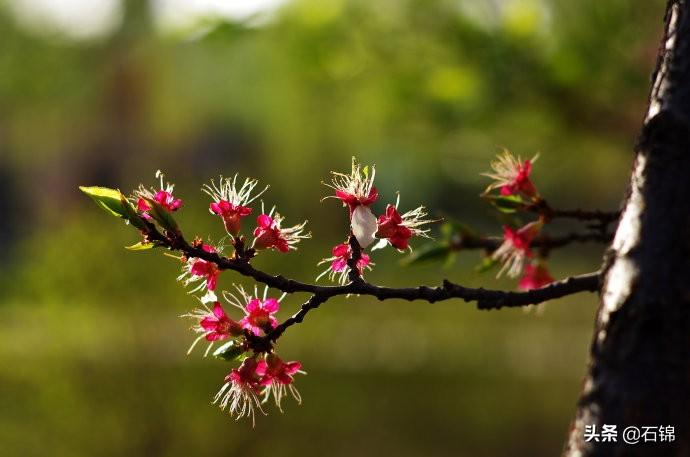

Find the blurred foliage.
[{"left": 0, "top": 0, "right": 666, "bottom": 456}]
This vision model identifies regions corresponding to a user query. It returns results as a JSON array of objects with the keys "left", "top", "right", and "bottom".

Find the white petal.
[
  {"left": 351, "top": 206, "right": 378, "bottom": 248},
  {"left": 200, "top": 290, "right": 218, "bottom": 304},
  {"left": 371, "top": 238, "right": 389, "bottom": 251}
]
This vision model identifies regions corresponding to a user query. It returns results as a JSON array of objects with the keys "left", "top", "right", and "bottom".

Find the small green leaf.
[
  {"left": 120, "top": 194, "right": 147, "bottom": 230},
  {"left": 487, "top": 195, "right": 524, "bottom": 214},
  {"left": 475, "top": 256, "right": 497, "bottom": 273},
  {"left": 213, "top": 340, "right": 246, "bottom": 361},
  {"left": 143, "top": 198, "right": 179, "bottom": 232},
  {"left": 79, "top": 186, "right": 128, "bottom": 218},
  {"left": 402, "top": 242, "right": 452, "bottom": 266},
  {"left": 125, "top": 242, "right": 156, "bottom": 251}
]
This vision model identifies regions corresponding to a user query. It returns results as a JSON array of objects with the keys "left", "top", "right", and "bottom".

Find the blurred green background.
[{"left": 0, "top": 0, "right": 665, "bottom": 455}]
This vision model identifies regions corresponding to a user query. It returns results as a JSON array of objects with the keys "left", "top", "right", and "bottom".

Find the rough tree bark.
[{"left": 563, "top": 1, "right": 690, "bottom": 456}]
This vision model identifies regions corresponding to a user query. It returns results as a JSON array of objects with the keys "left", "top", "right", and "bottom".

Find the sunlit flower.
[
  {"left": 482, "top": 150, "right": 539, "bottom": 198},
  {"left": 323, "top": 157, "right": 378, "bottom": 214},
  {"left": 134, "top": 170, "right": 183, "bottom": 219},
  {"left": 214, "top": 357, "right": 266, "bottom": 425},
  {"left": 492, "top": 221, "right": 543, "bottom": 278},
  {"left": 257, "top": 354, "right": 305, "bottom": 411},
  {"left": 375, "top": 202, "right": 433, "bottom": 251},
  {"left": 224, "top": 286, "right": 285, "bottom": 336},
  {"left": 518, "top": 263, "right": 555, "bottom": 290},
  {"left": 203, "top": 175, "right": 268, "bottom": 236},
  {"left": 317, "top": 242, "right": 373, "bottom": 285},
  {"left": 252, "top": 210, "right": 310, "bottom": 253},
  {"left": 179, "top": 244, "right": 221, "bottom": 293},
  {"left": 182, "top": 301, "right": 243, "bottom": 356}
]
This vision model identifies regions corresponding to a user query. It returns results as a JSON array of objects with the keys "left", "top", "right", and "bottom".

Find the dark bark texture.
[{"left": 563, "top": 1, "right": 690, "bottom": 456}]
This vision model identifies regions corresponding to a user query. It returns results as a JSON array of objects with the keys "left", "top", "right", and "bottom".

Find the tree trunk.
[{"left": 563, "top": 1, "right": 690, "bottom": 456}]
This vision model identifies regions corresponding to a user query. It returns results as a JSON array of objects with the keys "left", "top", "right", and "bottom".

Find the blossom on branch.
[
  {"left": 492, "top": 221, "right": 543, "bottom": 278},
  {"left": 482, "top": 150, "right": 539, "bottom": 199},
  {"left": 323, "top": 157, "right": 378, "bottom": 213},
  {"left": 134, "top": 170, "right": 183, "bottom": 219},
  {"left": 317, "top": 242, "right": 373, "bottom": 285},
  {"left": 214, "top": 357, "right": 266, "bottom": 425},
  {"left": 518, "top": 263, "right": 555, "bottom": 290},
  {"left": 224, "top": 286, "right": 285, "bottom": 336},
  {"left": 182, "top": 301, "right": 243, "bottom": 356},
  {"left": 179, "top": 244, "right": 221, "bottom": 293},
  {"left": 257, "top": 354, "right": 304, "bottom": 411},
  {"left": 374, "top": 203, "right": 433, "bottom": 251},
  {"left": 203, "top": 175, "right": 268, "bottom": 236},
  {"left": 252, "top": 212, "right": 310, "bottom": 253}
]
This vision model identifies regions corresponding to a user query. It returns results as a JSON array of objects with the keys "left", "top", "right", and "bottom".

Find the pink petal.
[
  {"left": 255, "top": 360, "right": 268, "bottom": 376},
  {"left": 284, "top": 361, "right": 302, "bottom": 375},
  {"left": 262, "top": 298, "right": 280, "bottom": 313},
  {"left": 246, "top": 298, "right": 261, "bottom": 313},
  {"left": 257, "top": 214, "right": 273, "bottom": 228},
  {"left": 212, "top": 302, "right": 226, "bottom": 319},
  {"left": 332, "top": 258, "right": 347, "bottom": 272},
  {"left": 200, "top": 316, "right": 219, "bottom": 331},
  {"left": 332, "top": 243, "right": 350, "bottom": 257},
  {"left": 137, "top": 198, "right": 151, "bottom": 212}
]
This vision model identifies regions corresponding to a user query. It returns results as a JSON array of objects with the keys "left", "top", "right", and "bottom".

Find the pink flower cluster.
[
  {"left": 319, "top": 158, "right": 434, "bottom": 284},
  {"left": 482, "top": 150, "right": 539, "bottom": 199},
  {"left": 481, "top": 152, "right": 554, "bottom": 290},
  {"left": 134, "top": 170, "right": 183, "bottom": 221},
  {"left": 214, "top": 354, "right": 304, "bottom": 424},
  {"left": 317, "top": 242, "right": 373, "bottom": 285},
  {"left": 203, "top": 175, "right": 310, "bottom": 254}
]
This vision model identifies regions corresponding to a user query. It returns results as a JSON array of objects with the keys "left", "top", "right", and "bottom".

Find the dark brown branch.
[
  {"left": 526, "top": 199, "right": 621, "bottom": 225},
  {"left": 144, "top": 223, "right": 600, "bottom": 347},
  {"left": 261, "top": 271, "right": 600, "bottom": 344},
  {"left": 451, "top": 231, "right": 613, "bottom": 253}
]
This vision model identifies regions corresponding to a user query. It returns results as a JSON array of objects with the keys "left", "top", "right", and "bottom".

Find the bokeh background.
[{"left": 0, "top": 0, "right": 666, "bottom": 455}]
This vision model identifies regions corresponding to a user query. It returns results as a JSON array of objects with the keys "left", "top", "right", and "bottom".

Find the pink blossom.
[
  {"left": 257, "top": 354, "right": 304, "bottom": 411},
  {"left": 376, "top": 205, "right": 414, "bottom": 250},
  {"left": 492, "top": 221, "right": 542, "bottom": 278},
  {"left": 257, "top": 355, "right": 302, "bottom": 385},
  {"left": 240, "top": 297, "right": 280, "bottom": 336},
  {"left": 203, "top": 175, "right": 268, "bottom": 236},
  {"left": 518, "top": 263, "right": 555, "bottom": 290},
  {"left": 210, "top": 200, "right": 252, "bottom": 235},
  {"left": 199, "top": 302, "right": 242, "bottom": 341},
  {"left": 317, "top": 243, "right": 373, "bottom": 285},
  {"left": 252, "top": 213, "right": 310, "bottom": 253},
  {"left": 187, "top": 244, "right": 221, "bottom": 291},
  {"left": 482, "top": 150, "right": 539, "bottom": 198},
  {"left": 374, "top": 204, "right": 433, "bottom": 251},
  {"left": 324, "top": 157, "right": 378, "bottom": 214},
  {"left": 214, "top": 357, "right": 266, "bottom": 424},
  {"left": 134, "top": 171, "right": 183, "bottom": 219},
  {"left": 183, "top": 301, "right": 243, "bottom": 355}
]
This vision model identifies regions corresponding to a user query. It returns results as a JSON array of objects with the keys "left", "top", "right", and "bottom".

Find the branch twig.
[{"left": 144, "top": 223, "right": 601, "bottom": 347}]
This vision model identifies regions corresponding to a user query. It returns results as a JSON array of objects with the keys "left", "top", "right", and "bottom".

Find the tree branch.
[
  {"left": 144, "top": 223, "right": 600, "bottom": 347},
  {"left": 451, "top": 231, "right": 613, "bottom": 254},
  {"left": 526, "top": 200, "right": 621, "bottom": 225}
]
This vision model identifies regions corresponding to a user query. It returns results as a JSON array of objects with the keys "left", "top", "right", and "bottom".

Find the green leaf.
[
  {"left": 213, "top": 340, "right": 246, "bottom": 361},
  {"left": 475, "top": 256, "right": 498, "bottom": 273},
  {"left": 125, "top": 242, "right": 156, "bottom": 251},
  {"left": 79, "top": 186, "right": 128, "bottom": 218},
  {"left": 487, "top": 195, "right": 524, "bottom": 214},
  {"left": 143, "top": 198, "right": 179, "bottom": 232},
  {"left": 402, "top": 242, "right": 452, "bottom": 266},
  {"left": 120, "top": 194, "right": 147, "bottom": 230}
]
